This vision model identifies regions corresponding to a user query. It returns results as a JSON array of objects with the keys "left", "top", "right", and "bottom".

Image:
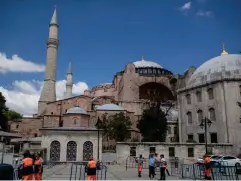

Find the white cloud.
[
  {"left": 196, "top": 10, "right": 213, "bottom": 17},
  {"left": 180, "top": 2, "right": 192, "bottom": 11},
  {"left": 0, "top": 52, "right": 45, "bottom": 74},
  {"left": 0, "top": 80, "right": 88, "bottom": 116}
]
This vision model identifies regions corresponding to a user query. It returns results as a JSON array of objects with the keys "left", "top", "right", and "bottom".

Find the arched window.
[
  {"left": 207, "top": 88, "right": 214, "bottom": 100},
  {"left": 187, "top": 112, "right": 192, "bottom": 124},
  {"left": 197, "top": 110, "right": 203, "bottom": 123},
  {"left": 186, "top": 94, "right": 191, "bottom": 104},
  {"left": 209, "top": 108, "right": 216, "bottom": 121},
  {"left": 66, "top": 141, "right": 77, "bottom": 161},
  {"left": 196, "top": 91, "right": 202, "bottom": 102},
  {"left": 50, "top": 141, "right": 60, "bottom": 161},
  {"left": 168, "top": 126, "right": 171, "bottom": 134}
]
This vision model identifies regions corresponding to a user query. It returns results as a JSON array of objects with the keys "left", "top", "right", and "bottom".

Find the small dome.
[
  {"left": 96, "top": 104, "right": 124, "bottom": 111},
  {"left": 188, "top": 54, "right": 241, "bottom": 88},
  {"left": 133, "top": 56, "right": 163, "bottom": 68},
  {"left": 66, "top": 107, "right": 87, "bottom": 114}
]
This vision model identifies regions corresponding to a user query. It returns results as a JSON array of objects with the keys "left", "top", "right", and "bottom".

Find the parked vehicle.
[{"left": 212, "top": 155, "right": 241, "bottom": 166}]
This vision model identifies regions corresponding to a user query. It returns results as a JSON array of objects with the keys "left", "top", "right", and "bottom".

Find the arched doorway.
[
  {"left": 66, "top": 141, "right": 77, "bottom": 161},
  {"left": 83, "top": 141, "right": 93, "bottom": 161},
  {"left": 50, "top": 141, "right": 60, "bottom": 161},
  {"left": 139, "top": 82, "right": 174, "bottom": 101}
]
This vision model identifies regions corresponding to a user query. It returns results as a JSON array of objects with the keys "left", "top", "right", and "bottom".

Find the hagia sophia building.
[{"left": 9, "top": 8, "right": 241, "bottom": 161}]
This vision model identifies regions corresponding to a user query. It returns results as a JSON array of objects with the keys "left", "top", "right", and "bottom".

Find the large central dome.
[
  {"left": 188, "top": 54, "right": 241, "bottom": 88},
  {"left": 133, "top": 56, "right": 163, "bottom": 68}
]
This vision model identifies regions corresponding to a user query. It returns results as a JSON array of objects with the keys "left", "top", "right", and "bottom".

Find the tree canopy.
[
  {"left": 96, "top": 112, "right": 132, "bottom": 143},
  {"left": 137, "top": 101, "right": 172, "bottom": 142},
  {"left": 0, "top": 92, "right": 22, "bottom": 131}
]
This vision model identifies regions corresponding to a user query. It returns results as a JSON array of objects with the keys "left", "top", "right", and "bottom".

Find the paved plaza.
[{"left": 42, "top": 164, "right": 182, "bottom": 180}]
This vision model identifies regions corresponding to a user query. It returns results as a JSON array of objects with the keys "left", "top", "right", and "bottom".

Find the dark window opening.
[
  {"left": 188, "top": 148, "right": 194, "bottom": 157},
  {"left": 130, "top": 147, "right": 136, "bottom": 157},
  {"left": 169, "top": 147, "right": 175, "bottom": 157},
  {"left": 16, "top": 125, "right": 19, "bottom": 129},
  {"left": 51, "top": 112, "right": 53, "bottom": 115},
  {"left": 150, "top": 147, "right": 156, "bottom": 154},
  {"left": 198, "top": 134, "right": 205, "bottom": 143},
  {"left": 188, "top": 134, "right": 193, "bottom": 140},
  {"left": 210, "top": 133, "right": 218, "bottom": 143},
  {"left": 34, "top": 133, "right": 37, "bottom": 137}
]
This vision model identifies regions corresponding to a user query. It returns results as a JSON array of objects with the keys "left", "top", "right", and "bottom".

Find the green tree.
[
  {"left": 108, "top": 112, "right": 132, "bottom": 142},
  {"left": 137, "top": 101, "right": 172, "bottom": 142},
  {"left": 96, "top": 114, "right": 111, "bottom": 147},
  {"left": 0, "top": 93, "right": 22, "bottom": 131},
  {"left": 0, "top": 92, "right": 8, "bottom": 131},
  {"left": 4, "top": 109, "right": 22, "bottom": 121}
]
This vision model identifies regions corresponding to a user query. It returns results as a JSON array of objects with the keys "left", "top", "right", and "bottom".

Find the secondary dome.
[
  {"left": 133, "top": 56, "right": 163, "bottom": 68},
  {"left": 96, "top": 104, "right": 124, "bottom": 111},
  {"left": 188, "top": 54, "right": 241, "bottom": 88},
  {"left": 66, "top": 107, "right": 87, "bottom": 114}
]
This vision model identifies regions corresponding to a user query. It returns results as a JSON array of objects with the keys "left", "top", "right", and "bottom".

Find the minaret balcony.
[{"left": 47, "top": 38, "right": 59, "bottom": 46}]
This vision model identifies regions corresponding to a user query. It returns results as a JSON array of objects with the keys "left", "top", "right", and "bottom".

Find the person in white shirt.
[{"left": 160, "top": 154, "right": 166, "bottom": 180}]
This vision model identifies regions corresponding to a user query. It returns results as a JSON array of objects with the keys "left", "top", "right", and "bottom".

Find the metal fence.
[
  {"left": 180, "top": 162, "right": 241, "bottom": 180},
  {"left": 125, "top": 156, "right": 241, "bottom": 180},
  {"left": 70, "top": 162, "right": 107, "bottom": 180}
]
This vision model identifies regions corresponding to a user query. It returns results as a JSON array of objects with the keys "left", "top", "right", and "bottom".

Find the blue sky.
[{"left": 0, "top": 0, "right": 241, "bottom": 114}]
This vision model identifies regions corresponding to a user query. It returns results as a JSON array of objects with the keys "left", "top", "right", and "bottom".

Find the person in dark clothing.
[{"left": 159, "top": 154, "right": 166, "bottom": 180}]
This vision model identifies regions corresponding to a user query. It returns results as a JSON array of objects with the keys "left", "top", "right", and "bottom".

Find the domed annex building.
[
  {"left": 9, "top": 9, "right": 241, "bottom": 162},
  {"left": 178, "top": 46, "right": 241, "bottom": 155}
]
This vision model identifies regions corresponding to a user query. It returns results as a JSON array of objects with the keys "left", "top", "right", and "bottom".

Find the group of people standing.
[
  {"left": 18, "top": 150, "right": 43, "bottom": 180},
  {"left": 137, "top": 153, "right": 170, "bottom": 180}
]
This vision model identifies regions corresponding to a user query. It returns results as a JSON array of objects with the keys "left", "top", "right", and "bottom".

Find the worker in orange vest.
[
  {"left": 137, "top": 154, "right": 144, "bottom": 177},
  {"left": 204, "top": 155, "right": 212, "bottom": 180},
  {"left": 86, "top": 156, "right": 97, "bottom": 180},
  {"left": 20, "top": 150, "right": 34, "bottom": 180},
  {"left": 34, "top": 153, "right": 43, "bottom": 180}
]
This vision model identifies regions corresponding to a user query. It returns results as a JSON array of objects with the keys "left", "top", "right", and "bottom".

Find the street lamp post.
[
  {"left": 199, "top": 117, "right": 212, "bottom": 154},
  {"left": 96, "top": 117, "right": 101, "bottom": 161}
]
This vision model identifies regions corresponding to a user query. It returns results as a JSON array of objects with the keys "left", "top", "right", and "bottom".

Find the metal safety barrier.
[
  {"left": 180, "top": 162, "right": 241, "bottom": 180},
  {"left": 70, "top": 162, "right": 107, "bottom": 180}
]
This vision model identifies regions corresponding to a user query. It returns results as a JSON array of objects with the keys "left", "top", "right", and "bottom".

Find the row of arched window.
[
  {"left": 186, "top": 108, "right": 216, "bottom": 124},
  {"left": 186, "top": 88, "right": 214, "bottom": 104},
  {"left": 50, "top": 140, "right": 93, "bottom": 161}
]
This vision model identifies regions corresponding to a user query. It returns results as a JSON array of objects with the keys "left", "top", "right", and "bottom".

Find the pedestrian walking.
[
  {"left": 165, "top": 162, "right": 170, "bottom": 176},
  {"left": 148, "top": 154, "right": 155, "bottom": 179},
  {"left": 204, "top": 155, "right": 212, "bottom": 180},
  {"left": 160, "top": 154, "right": 166, "bottom": 180},
  {"left": 137, "top": 154, "right": 144, "bottom": 177},
  {"left": 34, "top": 152, "right": 43, "bottom": 180},
  {"left": 18, "top": 150, "right": 34, "bottom": 180}
]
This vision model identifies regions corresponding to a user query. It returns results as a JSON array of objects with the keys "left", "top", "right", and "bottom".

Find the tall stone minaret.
[
  {"left": 65, "top": 62, "right": 73, "bottom": 98},
  {"left": 38, "top": 8, "right": 59, "bottom": 115}
]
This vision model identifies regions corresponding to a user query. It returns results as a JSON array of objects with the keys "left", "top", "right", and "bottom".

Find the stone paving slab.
[{"left": 42, "top": 164, "right": 183, "bottom": 180}]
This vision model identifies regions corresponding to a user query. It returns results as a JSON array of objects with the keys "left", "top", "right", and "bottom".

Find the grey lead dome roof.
[
  {"left": 133, "top": 57, "right": 163, "bottom": 68},
  {"left": 188, "top": 54, "right": 241, "bottom": 88},
  {"left": 96, "top": 104, "right": 124, "bottom": 111},
  {"left": 66, "top": 107, "right": 88, "bottom": 114}
]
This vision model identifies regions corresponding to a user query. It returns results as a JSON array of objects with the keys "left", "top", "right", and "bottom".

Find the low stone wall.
[{"left": 116, "top": 142, "right": 233, "bottom": 164}]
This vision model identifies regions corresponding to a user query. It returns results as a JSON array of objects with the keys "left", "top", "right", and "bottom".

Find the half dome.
[
  {"left": 188, "top": 54, "right": 241, "bottom": 88},
  {"left": 96, "top": 104, "right": 124, "bottom": 111},
  {"left": 66, "top": 107, "right": 88, "bottom": 114}
]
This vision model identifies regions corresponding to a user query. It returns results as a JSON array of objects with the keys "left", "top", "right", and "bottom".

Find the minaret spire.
[
  {"left": 221, "top": 41, "right": 228, "bottom": 56},
  {"left": 38, "top": 7, "right": 59, "bottom": 115},
  {"left": 66, "top": 61, "right": 73, "bottom": 98}
]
